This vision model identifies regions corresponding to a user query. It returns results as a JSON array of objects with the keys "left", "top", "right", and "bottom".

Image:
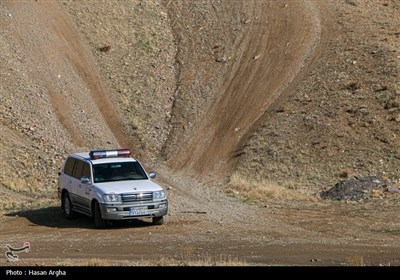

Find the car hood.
[{"left": 94, "top": 180, "right": 163, "bottom": 194}]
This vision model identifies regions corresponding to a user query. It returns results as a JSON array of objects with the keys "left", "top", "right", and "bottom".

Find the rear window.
[
  {"left": 64, "top": 157, "right": 76, "bottom": 176},
  {"left": 73, "top": 160, "right": 84, "bottom": 179}
]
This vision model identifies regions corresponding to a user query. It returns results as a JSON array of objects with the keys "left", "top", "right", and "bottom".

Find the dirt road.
[
  {"left": 1, "top": 0, "right": 399, "bottom": 266},
  {"left": 1, "top": 167, "right": 399, "bottom": 266}
]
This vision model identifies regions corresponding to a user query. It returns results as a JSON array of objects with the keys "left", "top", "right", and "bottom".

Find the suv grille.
[{"left": 122, "top": 192, "right": 153, "bottom": 202}]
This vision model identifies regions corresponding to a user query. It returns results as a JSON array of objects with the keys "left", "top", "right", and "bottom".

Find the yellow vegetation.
[{"left": 225, "top": 172, "right": 315, "bottom": 201}]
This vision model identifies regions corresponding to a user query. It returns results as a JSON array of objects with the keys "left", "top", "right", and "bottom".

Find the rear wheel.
[
  {"left": 94, "top": 201, "right": 108, "bottom": 229},
  {"left": 152, "top": 216, "right": 164, "bottom": 225},
  {"left": 62, "top": 192, "right": 76, "bottom": 219}
]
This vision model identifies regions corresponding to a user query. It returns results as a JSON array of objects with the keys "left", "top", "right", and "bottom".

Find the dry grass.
[
  {"left": 1, "top": 174, "right": 56, "bottom": 195},
  {"left": 346, "top": 255, "right": 365, "bottom": 266},
  {"left": 0, "top": 169, "right": 59, "bottom": 211},
  {"left": 137, "top": 245, "right": 246, "bottom": 266},
  {"left": 7, "top": 255, "right": 246, "bottom": 267},
  {"left": 86, "top": 258, "right": 111, "bottom": 266},
  {"left": 0, "top": 188, "right": 58, "bottom": 212},
  {"left": 5, "top": 245, "right": 246, "bottom": 266},
  {"left": 143, "top": 253, "right": 247, "bottom": 266},
  {"left": 225, "top": 172, "right": 316, "bottom": 202},
  {"left": 2, "top": 178, "right": 30, "bottom": 193},
  {"left": 137, "top": 31, "right": 157, "bottom": 53},
  {"left": 9, "top": 258, "right": 117, "bottom": 267}
]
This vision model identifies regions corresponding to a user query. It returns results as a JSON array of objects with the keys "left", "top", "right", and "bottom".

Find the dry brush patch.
[
  {"left": 0, "top": 176, "right": 58, "bottom": 211},
  {"left": 345, "top": 255, "right": 365, "bottom": 266},
  {"left": 225, "top": 172, "right": 316, "bottom": 202},
  {"left": 143, "top": 253, "right": 246, "bottom": 267},
  {"left": 5, "top": 255, "right": 246, "bottom": 267}
]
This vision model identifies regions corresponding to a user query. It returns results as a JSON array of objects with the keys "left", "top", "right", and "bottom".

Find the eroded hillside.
[
  {"left": 0, "top": 0, "right": 399, "bottom": 210},
  {"left": 1, "top": 0, "right": 399, "bottom": 267},
  {"left": 235, "top": 0, "right": 400, "bottom": 190}
]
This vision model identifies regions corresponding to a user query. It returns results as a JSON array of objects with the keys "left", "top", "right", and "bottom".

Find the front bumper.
[{"left": 99, "top": 200, "right": 168, "bottom": 220}]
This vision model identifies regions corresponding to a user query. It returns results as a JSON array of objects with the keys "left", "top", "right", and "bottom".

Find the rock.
[
  {"left": 98, "top": 45, "right": 111, "bottom": 53},
  {"left": 346, "top": 1, "right": 358, "bottom": 7},
  {"left": 344, "top": 82, "right": 360, "bottom": 92},
  {"left": 320, "top": 176, "right": 389, "bottom": 201},
  {"left": 374, "top": 85, "right": 388, "bottom": 92},
  {"left": 216, "top": 56, "right": 227, "bottom": 62},
  {"left": 385, "top": 186, "right": 399, "bottom": 193},
  {"left": 385, "top": 98, "right": 400, "bottom": 110},
  {"left": 338, "top": 169, "right": 350, "bottom": 178}
]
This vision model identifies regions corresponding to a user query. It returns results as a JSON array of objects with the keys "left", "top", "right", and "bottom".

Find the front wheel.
[
  {"left": 152, "top": 216, "right": 164, "bottom": 225},
  {"left": 94, "top": 201, "right": 108, "bottom": 229}
]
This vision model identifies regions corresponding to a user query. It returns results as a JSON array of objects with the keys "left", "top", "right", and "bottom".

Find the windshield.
[{"left": 92, "top": 161, "right": 148, "bottom": 183}]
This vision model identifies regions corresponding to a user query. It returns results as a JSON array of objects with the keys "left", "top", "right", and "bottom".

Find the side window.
[
  {"left": 72, "top": 160, "right": 84, "bottom": 180},
  {"left": 64, "top": 158, "right": 76, "bottom": 176},
  {"left": 82, "top": 163, "right": 91, "bottom": 179}
]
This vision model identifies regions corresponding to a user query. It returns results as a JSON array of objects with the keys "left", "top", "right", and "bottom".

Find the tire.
[
  {"left": 62, "top": 192, "right": 76, "bottom": 219},
  {"left": 94, "top": 201, "right": 108, "bottom": 229},
  {"left": 152, "top": 216, "right": 164, "bottom": 225}
]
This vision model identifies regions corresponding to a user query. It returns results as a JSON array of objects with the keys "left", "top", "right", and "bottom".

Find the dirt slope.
[
  {"left": 1, "top": 0, "right": 398, "bottom": 199},
  {"left": 0, "top": 0, "right": 399, "bottom": 266},
  {"left": 1, "top": 1, "right": 131, "bottom": 148},
  {"left": 235, "top": 0, "right": 400, "bottom": 189},
  {"left": 163, "top": 0, "right": 327, "bottom": 177},
  {"left": 0, "top": 1, "right": 130, "bottom": 208}
]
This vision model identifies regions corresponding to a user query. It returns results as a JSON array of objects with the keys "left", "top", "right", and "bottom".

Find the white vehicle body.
[{"left": 58, "top": 149, "right": 168, "bottom": 228}]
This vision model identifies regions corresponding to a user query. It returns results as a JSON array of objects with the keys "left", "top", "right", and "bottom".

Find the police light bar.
[{"left": 89, "top": 149, "right": 131, "bottom": 159}]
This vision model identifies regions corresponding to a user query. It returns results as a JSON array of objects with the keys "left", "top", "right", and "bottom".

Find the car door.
[
  {"left": 71, "top": 159, "right": 85, "bottom": 209},
  {"left": 61, "top": 157, "right": 78, "bottom": 204},
  {"left": 77, "top": 162, "right": 92, "bottom": 212}
]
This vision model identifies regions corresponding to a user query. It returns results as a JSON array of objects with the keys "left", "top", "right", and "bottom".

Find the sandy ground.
[
  {"left": 1, "top": 167, "right": 399, "bottom": 266},
  {"left": 1, "top": 0, "right": 399, "bottom": 266}
]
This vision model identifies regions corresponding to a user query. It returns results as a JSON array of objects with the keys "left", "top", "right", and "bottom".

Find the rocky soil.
[
  {"left": 0, "top": 0, "right": 399, "bottom": 266},
  {"left": 236, "top": 0, "right": 400, "bottom": 190},
  {"left": 320, "top": 176, "right": 399, "bottom": 201}
]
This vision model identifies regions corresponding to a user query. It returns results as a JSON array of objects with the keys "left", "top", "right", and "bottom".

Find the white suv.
[{"left": 58, "top": 149, "right": 168, "bottom": 228}]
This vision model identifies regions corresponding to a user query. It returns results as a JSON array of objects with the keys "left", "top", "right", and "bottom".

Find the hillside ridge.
[{"left": 0, "top": 0, "right": 399, "bottom": 208}]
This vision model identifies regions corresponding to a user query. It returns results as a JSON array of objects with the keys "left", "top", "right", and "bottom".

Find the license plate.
[{"left": 129, "top": 207, "right": 148, "bottom": 216}]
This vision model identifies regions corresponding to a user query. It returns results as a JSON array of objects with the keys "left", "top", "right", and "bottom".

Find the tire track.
[
  {"left": 168, "top": 0, "right": 328, "bottom": 177},
  {"left": 25, "top": 1, "right": 133, "bottom": 150}
]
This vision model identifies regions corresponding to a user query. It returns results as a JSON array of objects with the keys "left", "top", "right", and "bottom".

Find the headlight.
[
  {"left": 103, "top": 193, "right": 122, "bottom": 202},
  {"left": 153, "top": 191, "right": 165, "bottom": 200}
]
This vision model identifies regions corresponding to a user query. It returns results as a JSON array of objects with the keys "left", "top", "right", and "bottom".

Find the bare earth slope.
[
  {"left": 0, "top": 1, "right": 131, "bottom": 209},
  {"left": 235, "top": 0, "right": 400, "bottom": 189},
  {"left": 163, "top": 0, "right": 327, "bottom": 177},
  {"left": 0, "top": 0, "right": 399, "bottom": 266}
]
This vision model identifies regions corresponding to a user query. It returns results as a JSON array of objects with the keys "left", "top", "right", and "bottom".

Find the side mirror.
[
  {"left": 149, "top": 171, "right": 156, "bottom": 179},
  {"left": 81, "top": 176, "right": 90, "bottom": 184}
]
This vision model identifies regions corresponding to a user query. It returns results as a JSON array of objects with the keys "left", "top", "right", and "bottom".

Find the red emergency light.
[{"left": 89, "top": 149, "right": 131, "bottom": 159}]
